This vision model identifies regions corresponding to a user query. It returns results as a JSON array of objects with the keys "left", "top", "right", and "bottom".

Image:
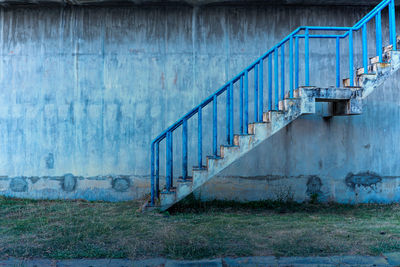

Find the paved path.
[{"left": 1, "top": 253, "right": 400, "bottom": 266}]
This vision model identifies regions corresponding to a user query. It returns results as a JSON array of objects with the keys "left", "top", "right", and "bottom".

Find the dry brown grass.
[{"left": 1, "top": 196, "right": 400, "bottom": 260}]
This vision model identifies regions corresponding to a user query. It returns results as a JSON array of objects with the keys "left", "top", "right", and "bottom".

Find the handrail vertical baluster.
[
  {"left": 274, "top": 48, "right": 279, "bottom": 110},
  {"left": 362, "top": 24, "right": 368, "bottom": 74},
  {"left": 254, "top": 64, "right": 259, "bottom": 122},
  {"left": 349, "top": 29, "right": 354, "bottom": 86},
  {"left": 150, "top": 143, "right": 155, "bottom": 205},
  {"left": 289, "top": 36, "right": 294, "bottom": 98},
  {"left": 268, "top": 54, "right": 272, "bottom": 111},
  {"left": 305, "top": 28, "right": 310, "bottom": 86},
  {"left": 155, "top": 141, "right": 159, "bottom": 197},
  {"left": 240, "top": 76, "right": 244, "bottom": 134},
  {"left": 198, "top": 107, "right": 202, "bottom": 168},
  {"left": 226, "top": 86, "right": 230, "bottom": 144},
  {"left": 376, "top": 11, "right": 383, "bottom": 61},
  {"left": 336, "top": 37, "right": 341, "bottom": 87},
  {"left": 182, "top": 119, "right": 188, "bottom": 179},
  {"left": 281, "top": 43, "right": 285, "bottom": 100},
  {"left": 295, "top": 36, "right": 299, "bottom": 89},
  {"left": 244, "top": 71, "right": 249, "bottom": 133},
  {"left": 166, "top": 131, "right": 173, "bottom": 191},
  {"left": 259, "top": 59, "right": 263, "bottom": 122},
  {"left": 230, "top": 82, "right": 234, "bottom": 145},
  {"left": 389, "top": 0, "right": 397, "bottom": 50},
  {"left": 213, "top": 95, "right": 218, "bottom": 156}
]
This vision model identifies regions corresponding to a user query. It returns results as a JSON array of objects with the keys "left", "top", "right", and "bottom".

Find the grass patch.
[{"left": 1, "top": 195, "right": 400, "bottom": 260}]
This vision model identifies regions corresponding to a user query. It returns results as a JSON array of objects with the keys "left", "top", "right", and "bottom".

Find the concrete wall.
[{"left": 0, "top": 3, "right": 399, "bottom": 203}]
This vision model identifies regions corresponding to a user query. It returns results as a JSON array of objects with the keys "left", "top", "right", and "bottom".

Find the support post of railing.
[
  {"left": 362, "top": 24, "right": 368, "bottom": 74},
  {"left": 244, "top": 71, "right": 249, "bottom": 133},
  {"left": 295, "top": 36, "right": 299, "bottom": 89},
  {"left": 198, "top": 107, "right": 202, "bottom": 168},
  {"left": 349, "top": 29, "right": 354, "bottom": 86},
  {"left": 229, "top": 82, "right": 234, "bottom": 145},
  {"left": 259, "top": 59, "right": 263, "bottom": 122},
  {"left": 268, "top": 54, "right": 272, "bottom": 111},
  {"left": 336, "top": 37, "right": 340, "bottom": 88},
  {"left": 240, "top": 76, "right": 244, "bottom": 134},
  {"left": 213, "top": 95, "right": 218, "bottom": 156},
  {"left": 376, "top": 11, "right": 383, "bottom": 61},
  {"left": 166, "top": 131, "right": 173, "bottom": 191},
  {"left": 151, "top": 142, "right": 155, "bottom": 205},
  {"left": 305, "top": 28, "right": 310, "bottom": 86},
  {"left": 254, "top": 64, "right": 259, "bottom": 122},
  {"left": 226, "top": 86, "right": 230, "bottom": 144},
  {"left": 281, "top": 43, "right": 285, "bottom": 100},
  {"left": 155, "top": 141, "right": 159, "bottom": 197},
  {"left": 289, "top": 36, "right": 293, "bottom": 98},
  {"left": 274, "top": 48, "right": 279, "bottom": 110},
  {"left": 182, "top": 119, "right": 188, "bottom": 179},
  {"left": 390, "top": 0, "right": 397, "bottom": 50}
]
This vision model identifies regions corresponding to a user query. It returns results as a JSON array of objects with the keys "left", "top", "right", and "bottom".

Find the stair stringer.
[{"left": 159, "top": 97, "right": 316, "bottom": 210}]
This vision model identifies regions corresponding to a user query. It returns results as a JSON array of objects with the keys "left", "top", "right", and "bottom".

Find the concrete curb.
[{"left": 1, "top": 254, "right": 400, "bottom": 267}]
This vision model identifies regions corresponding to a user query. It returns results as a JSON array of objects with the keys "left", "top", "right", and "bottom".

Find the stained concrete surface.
[{"left": 0, "top": 3, "right": 399, "bottom": 202}]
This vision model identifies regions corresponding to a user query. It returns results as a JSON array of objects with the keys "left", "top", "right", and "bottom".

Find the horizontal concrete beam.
[{"left": 0, "top": 0, "right": 391, "bottom": 6}]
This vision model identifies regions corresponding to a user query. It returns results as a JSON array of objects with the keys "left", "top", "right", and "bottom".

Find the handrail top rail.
[{"left": 353, "top": 0, "right": 391, "bottom": 29}]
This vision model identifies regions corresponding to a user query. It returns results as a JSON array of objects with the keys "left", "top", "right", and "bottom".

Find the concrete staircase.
[
  {"left": 157, "top": 46, "right": 400, "bottom": 211},
  {"left": 148, "top": 0, "right": 400, "bottom": 211}
]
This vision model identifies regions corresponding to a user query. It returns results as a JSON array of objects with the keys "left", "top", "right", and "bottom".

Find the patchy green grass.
[{"left": 1, "top": 195, "right": 400, "bottom": 260}]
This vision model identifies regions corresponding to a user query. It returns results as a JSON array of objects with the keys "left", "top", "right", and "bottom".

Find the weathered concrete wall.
[{"left": 0, "top": 3, "right": 399, "bottom": 202}]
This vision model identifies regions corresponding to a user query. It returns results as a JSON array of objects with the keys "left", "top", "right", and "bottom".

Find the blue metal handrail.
[{"left": 150, "top": 0, "right": 396, "bottom": 206}]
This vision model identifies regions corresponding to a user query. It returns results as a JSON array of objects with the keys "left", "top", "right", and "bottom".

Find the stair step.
[
  {"left": 293, "top": 86, "right": 316, "bottom": 98},
  {"left": 343, "top": 78, "right": 358, "bottom": 87},
  {"left": 280, "top": 98, "right": 301, "bottom": 111},
  {"left": 262, "top": 110, "right": 284, "bottom": 123},
  {"left": 383, "top": 44, "right": 393, "bottom": 54},
  {"left": 248, "top": 122, "right": 267, "bottom": 135},
  {"left": 193, "top": 166, "right": 207, "bottom": 171},
  {"left": 220, "top": 145, "right": 240, "bottom": 158},
  {"left": 370, "top": 56, "right": 381, "bottom": 65},
  {"left": 370, "top": 53, "right": 391, "bottom": 64},
  {"left": 206, "top": 155, "right": 222, "bottom": 160},
  {"left": 206, "top": 156, "right": 222, "bottom": 169},
  {"left": 192, "top": 167, "right": 208, "bottom": 183},
  {"left": 233, "top": 133, "right": 255, "bottom": 147},
  {"left": 160, "top": 190, "right": 177, "bottom": 207},
  {"left": 355, "top": 73, "right": 377, "bottom": 88},
  {"left": 161, "top": 187, "right": 176, "bottom": 194},
  {"left": 356, "top": 67, "right": 367, "bottom": 76},
  {"left": 369, "top": 62, "right": 391, "bottom": 74},
  {"left": 177, "top": 176, "right": 193, "bottom": 183}
]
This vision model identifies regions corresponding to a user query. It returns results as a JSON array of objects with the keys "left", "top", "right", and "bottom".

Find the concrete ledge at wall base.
[
  {"left": 1, "top": 254, "right": 400, "bottom": 266},
  {"left": 196, "top": 172, "right": 400, "bottom": 205},
  {"left": 0, "top": 174, "right": 149, "bottom": 202}
]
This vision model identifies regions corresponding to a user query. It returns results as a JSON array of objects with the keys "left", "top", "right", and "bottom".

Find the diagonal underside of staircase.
[{"left": 157, "top": 48, "right": 400, "bottom": 211}]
